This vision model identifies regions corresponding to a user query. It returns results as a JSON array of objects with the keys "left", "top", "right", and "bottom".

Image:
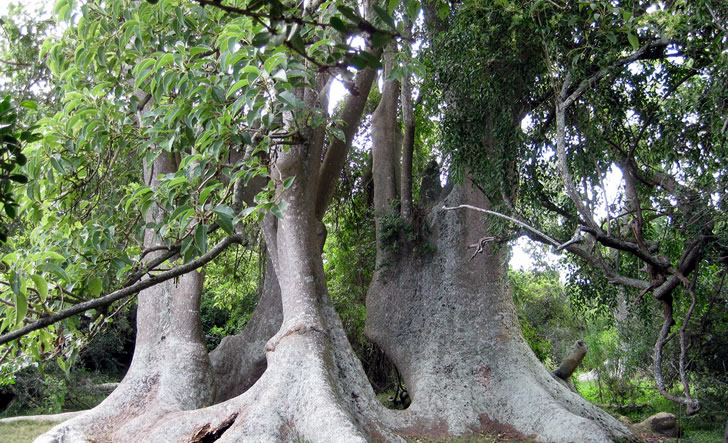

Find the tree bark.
[
  {"left": 37, "top": 153, "right": 215, "bottom": 442},
  {"left": 208, "top": 255, "right": 282, "bottom": 403},
  {"left": 400, "top": 68, "right": 415, "bottom": 225},
  {"left": 365, "top": 177, "right": 634, "bottom": 442},
  {"left": 371, "top": 46, "right": 402, "bottom": 268}
]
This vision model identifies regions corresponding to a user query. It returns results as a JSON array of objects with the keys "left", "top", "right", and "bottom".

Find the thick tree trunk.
[
  {"left": 74, "top": 161, "right": 400, "bottom": 442},
  {"left": 365, "top": 178, "right": 634, "bottom": 442},
  {"left": 37, "top": 154, "right": 215, "bottom": 442},
  {"left": 371, "top": 49, "right": 401, "bottom": 269},
  {"left": 208, "top": 256, "right": 282, "bottom": 403}
]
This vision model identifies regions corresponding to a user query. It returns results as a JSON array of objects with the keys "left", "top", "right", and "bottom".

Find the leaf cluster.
[{"left": 0, "top": 97, "right": 38, "bottom": 242}]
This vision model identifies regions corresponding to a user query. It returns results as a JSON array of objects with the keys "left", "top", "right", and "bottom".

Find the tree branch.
[
  {"left": 443, "top": 204, "right": 652, "bottom": 290},
  {"left": 442, "top": 205, "right": 561, "bottom": 247},
  {"left": 556, "top": 74, "right": 599, "bottom": 230},
  {"left": 0, "top": 234, "right": 247, "bottom": 346},
  {"left": 315, "top": 60, "right": 379, "bottom": 220},
  {"left": 560, "top": 38, "right": 670, "bottom": 110}
]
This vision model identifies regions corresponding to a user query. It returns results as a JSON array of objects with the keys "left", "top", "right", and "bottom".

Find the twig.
[{"left": 467, "top": 236, "right": 496, "bottom": 261}]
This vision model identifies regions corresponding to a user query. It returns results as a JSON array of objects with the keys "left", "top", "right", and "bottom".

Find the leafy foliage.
[
  {"left": 510, "top": 269, "right": 584, "bottom": 368},
  {"left": 0, "top": 97, "right": 38, "bottom": 242},
  {"left": 0, "top": 0, "right": 412, "bottom": 386}
]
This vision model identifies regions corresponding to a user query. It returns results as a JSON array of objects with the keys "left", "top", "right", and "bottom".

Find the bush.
[
  {"left": 0, "top": 361, "right": 113, "bottom": 417},
  {"left": 79, "top": 307, "right": 135, "bottom": 376}
]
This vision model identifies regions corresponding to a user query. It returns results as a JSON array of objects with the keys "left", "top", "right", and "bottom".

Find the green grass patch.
[
  {"left": 576, "top": 378, "right": 726, "bottom": 442},
  {"left": 0, "top": 420, "right": 61, "bottom": 443}
]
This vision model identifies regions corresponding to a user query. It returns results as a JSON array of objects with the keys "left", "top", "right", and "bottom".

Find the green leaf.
[
  {"left": 167, "top": 176, "right": 188, "bottom": 189},
  {"left": 336, "top": 5, "right": 360, "bottom": 23},
  {"left": 372, "top": 5, "right": 396, "bottom": 30},
  {"left": 170, "top": 204, "right": 194, "bottom": 222},
  {"left": 15, "top": 292, "right": 27, "bottom": 326},
  {"left": 252, "top": 32, "right": 272, "bottom": 47},
  {"left": 289, "top": 31, "right": 305, "bottom": 54},
  {"left": 1, "top": 252, "right": 17, "bottom": 266},
  {"left": 271, "top": 205, "right": 283, "bottom": 219},
  {"left": 9, "top": 174, "right": 28, "bottom": 184},
  {"left": 330, "top": 17, "right": 348, "bottom": 34},
  {"left": 43, "top": 251, "right": 66, "bottom": 262},
  {"left": 348, "top": 54, "right": 369, "bottom": 70},
  {"left": 20, "top": 101, "right": 37, "bottom": 110},
  {"left": 627, "top": 33, "right": 639, "bottom": 50},
  {"left": 240, "top": 206, "right": 257, "bottom": 218},
  {"left": 87, "top": 277, "right": 103, "bottom": 297},
  {"left": 308, "top": 38, "right": 333, "bottom": 53},
  {"left": 216, "top": 212, "right": 235, "bottom": 235},
  {"left": 371, "top": 32, "right": 392, "bottom": 49},
  {"left": 438, "top": 2, "right": 449, "bottom": 20},
  {"left": 40, "top": 263, "right": 70, "bottom": 283},
  {"left": 9, "top": 271, "right": 22, "bottom": 297},
  {"left": 330, "top": 126, "right": 345, "bottom": 142},
  {"left": 4, "top": 204, "right": 17, "bottom": 219},
  {"left": 359, "top": 51, "right": 381, "bottom": 69},
  {"left": 199, "top": 183, "right": 222, "bottom": 205},
  {"left": 282, "top": 176, "right": 295, "bottom": 189},
  {"left": 278, "top": 90, "right": 304, "bottom": 108},
  {"left": 263, "top": 53, "right": 286, "bottom": 74},
  {"left": 194, "top": 224, "right": 207, "bottom": 254},
  {"left": 212, "top": 204, "right": 235, "bottom": 218},
  {"left": 155, "top": 53, "right": 175, "bottom": 70},
  {"left": 30, "top": 274, "right": 48, "bottom": 302},
  {"left": 226, "top": 79, "right": 249, "bottom": 98}
]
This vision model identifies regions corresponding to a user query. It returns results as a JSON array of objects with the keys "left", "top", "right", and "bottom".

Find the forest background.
[{"left": 0, "top": 0, "right": 726, "bottom": 441}]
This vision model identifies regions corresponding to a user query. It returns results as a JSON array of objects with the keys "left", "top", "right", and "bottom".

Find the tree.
[
  {"left": 0, "top": 4, "right": 54, "bottom": 242},
  {"left": 430, "top": 0, "right": 727, "bottom": 417},
  {"left": 0, "top": 0, "right": 724, "bottom": 442}
]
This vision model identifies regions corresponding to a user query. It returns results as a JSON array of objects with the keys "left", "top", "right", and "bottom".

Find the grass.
[
  {"left": 0, "top": 420, "right": 61, "bottom": 443},
  {"left": 575, "top": 378, "right": 726, "bottom": 442}
]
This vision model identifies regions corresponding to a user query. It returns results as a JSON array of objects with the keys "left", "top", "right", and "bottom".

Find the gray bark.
[
  {"left": 36, "top": 154, "right": 214, "bottom": 442},
  {"left": 552, "top": 340, "right": 588, "bottom": 392},
  {"left": 371, "top": 47, "right": 401, "bottom": 268},
  {"left": 553, "top": 340, "right": 588, "bottom": 380},
  {"left": 67, "top": 146, "right": 401, "bottom": 442},
  {"left": 208, "top": 256, "right": 282, "bottom": 403},
  {"left": 400, "top": 69, "right": 415, "bottom": 224},
  {"left": 365, "top": 177, "right": 634, "bottom": 442}
]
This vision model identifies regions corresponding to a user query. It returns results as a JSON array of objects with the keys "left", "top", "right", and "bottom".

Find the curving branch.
[
  {"left": 559, "top": 38, "right": 670, "bottom": 110},
  {"left": 555, "top": 74, "right": 599, "bottom": 230},
  {"left": 442, "top": 205, "right": 561, "bottom": 247},
  {"left": 315, "top": 61, "right": 379, "bottom": 220},
  {"left": 442, "top": 205, "right": 651, "bottom": 290},
  {"left": 0, "top": 233, "right": 247, "bottom": 346}
]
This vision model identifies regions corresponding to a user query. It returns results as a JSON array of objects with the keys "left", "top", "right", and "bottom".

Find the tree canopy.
[{"left": 0, "top": 0, "right": 726, "bottom": 440}]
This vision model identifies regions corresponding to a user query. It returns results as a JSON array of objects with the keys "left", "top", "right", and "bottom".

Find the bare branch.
[
  {"left": 442, "top": 205, "right": 561, "bottom": 247},
  {"left": 443, "top": 204, "right": 651, "bottom": 290},
  {"left": 560, "top": 38, "right": 670, "bottom": 110}
]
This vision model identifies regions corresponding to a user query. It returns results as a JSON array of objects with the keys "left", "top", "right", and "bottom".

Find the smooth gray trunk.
[
  {"left": 365, "top": 178, "right": 634, "bottom": 442},
  {"left": 208, "top": 256, "right": 282, "bottom": 403},
  {"left": 37, "top": 154, "right": 214, "bottom": 442}
]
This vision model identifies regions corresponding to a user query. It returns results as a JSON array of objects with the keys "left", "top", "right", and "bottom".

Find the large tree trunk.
[
  {"left": 37, "top": 154, "right": 215, "bottom": 442},
  {"left": 208, "top": 256, "right": 282, "bottom": 403},
  {"left": 365, "top": 177, "right": 634, "bottom": 441}
]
